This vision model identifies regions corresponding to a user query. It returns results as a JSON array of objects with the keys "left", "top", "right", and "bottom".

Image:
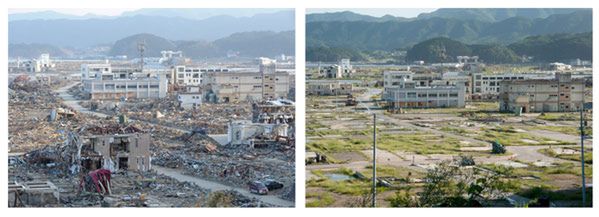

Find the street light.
[
  {"left": 579, "top": 103, "right": 587, "bottom": 207},
  {"left": 372, "top": 113, "right": 377, "bottom": 208}
]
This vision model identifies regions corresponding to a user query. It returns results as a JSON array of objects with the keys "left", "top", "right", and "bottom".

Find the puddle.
[{"left": 326, "top": 173, "right": 353, "bottom": 181}]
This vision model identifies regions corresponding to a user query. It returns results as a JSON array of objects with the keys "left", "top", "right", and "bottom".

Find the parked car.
[
  {"left": 263, "top": 179, "right": 284, "bottom": 191},
  {"left": 249, "top": 181, "right": 268, "bottom": 195}
]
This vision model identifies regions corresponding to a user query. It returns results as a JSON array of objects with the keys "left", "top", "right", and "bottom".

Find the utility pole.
[
  {"left": 137, "top": 40, "right": 145, "bottom": 73},
  {"left": 372, "top": 113, "right": 377, "bottom": 208},
  {"left": 580, "top": 106, "right": 586, "bottom": 207}
]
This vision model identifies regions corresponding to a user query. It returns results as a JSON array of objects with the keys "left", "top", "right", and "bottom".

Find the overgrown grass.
[
  {"left": 307, "top": 138, "right": 373, "bottom": 153},
  {"left": 529, "top": 125, "right": 593, "bottom": 136},
  {"left": 480, "top": 162, "right": 593, "bottom": 182},
  {"left": 306, "top": 192, "right": 335, "bottom": 207},
  {"left": 475, "top": 127, "right": 574, "bottom": 146},
  {"left": 538, "top": 148, "right": 593, "bottom": 164},
  {"left": 307, "top": 178, "right": 372, "bottom": 196},
  {"left": 377, "top": 133, "right": 477, "bottom": 154},
  {"left": 537, "top": 113, "right": 579, "bottom": 121},
  {"left": 517, "top": 185, "right": 593, "bottom": 206},
  {"left": 363, "top": 165, "right": 425, "bottom": 179}
]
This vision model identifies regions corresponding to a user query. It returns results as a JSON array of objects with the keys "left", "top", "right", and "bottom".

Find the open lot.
[{"left": 306, "top": 71, "right": 593, "bottom": 207}]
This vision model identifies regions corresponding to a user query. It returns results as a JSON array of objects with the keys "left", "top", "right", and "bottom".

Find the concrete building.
[
  {"left": 174, "top": 65, "right": 214, "bottom": 86},
  {"left": 471, "top": 72, "right": 547, "bottom": 100},
  {"left": 383, "top": 71, "right": 465, "bottom": 108},
  {"left": 81, "top": 64, "right": 168, "bottom": 100},
  {"left": 320, "top": 65, "right": 342, "bottom": 79},
  {"left": 499, "top": 73, "right": 585, "bottom": 113},
  {"left": 204, "top": 58, "right": 292, "bottom": 103},
  {"left": 178, "top": 86, "right": 202, "bottom": 110},
  {"left": 339, "top": 59, "right": 353, "bottom": 77},
  {"left": 81, "top": 64, "right": 112, "bottom": 80},
  {"left": 22, "top": 53, "right": 56, "bottom": 73},
  {"left": 306, "top": 80, "right": 353, "bottom": 96},
  {"left": 435, "top": 72, "right": 472, "bottom": 99},
  {"left": 252, "top": 99, "right": 295, "bottom": 125},
  {"left": 227, "top": 120, "right": 289, "bottom": 147},
  {"left": 319, "top": 59, "right": 354, "bottom": 79},
  {"left": 549, "top": 62, "right": 573, "bottom": 71},
  {"left": 79, "top": 125, "right": 151, "bottom": 172}
]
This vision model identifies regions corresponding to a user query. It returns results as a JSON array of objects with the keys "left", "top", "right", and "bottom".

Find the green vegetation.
[
  {"left": 528, "top": 125, "right": 592, "bottom": 136},
  {"left": 308, "top": 131, "right": 487, "bottom": 155},
  {"left": 307, "top": 176, "right": 378, "bottom": 196},
  {"left": 509, "top": 32, "right": 592, "bottom": 62},
  {"left": 307, "top": 138, "right": 372, "bottom": 153},
  {"left": 417, "top": 161, "right": 518, "bottom": 207},
  {"left": 480, "top": 162, "right": 592, "bottom": 182},
  {"left": 476, "top": 127, "right": 574, "bottom": 146},
  {"left": 306, "top": 192, "right": 335, "bottom": 207},
  {"left": 377, "top": 133, "right": 473, "bottom": 154},
  {"left": 407, "top": 38, "right": 521, "bottom": 64},
  {"left": 537, "top": 113, "right": 579, "bottom": 121},
  {"left": 517, "top": 186, "right": 593, "bottom": 206},
  {"left": 538, "top": 148, "right": 593, "bottom": 164},
  {"left": 306, "top": 9, "right": 591, "bottom": 59},
  {"left": 406, "top": 37, "right": 472, "bottom": 63}
]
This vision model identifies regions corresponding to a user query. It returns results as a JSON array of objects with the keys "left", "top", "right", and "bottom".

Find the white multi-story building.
[
  {"left": 178, "top": 85, "right": 202, "bottom": 110},
  {"left": 81, "top": 64, "right": 112, "bottom": 80},
  {"left": 81, "top": 64, "right": 168, "bottom": 100},
  {"left": 23, "top": 53, "right": 56, "bottom": 73},
  {"left": 175, "top": 65, "right": 208, "bottom": 86},
  {"left": 383, "top": 71, "right": 465, "bottom": 108}
]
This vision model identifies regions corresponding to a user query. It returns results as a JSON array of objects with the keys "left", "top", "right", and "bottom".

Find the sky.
[
  {"left": 11, "top": 8, "right": 439, "bottom": 18},
  {"left": 307, "top": 8, "right": 438, "bottom": 18},
  {"left": 8, "top": 8, "right": 137, "bottom": 16}
]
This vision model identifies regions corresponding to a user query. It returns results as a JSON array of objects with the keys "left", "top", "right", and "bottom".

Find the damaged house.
[
  {"left": 79, "top": 125, "right": 151, "bottom": 172},
  {"left": 252, "top": 99, "right": 295, "bottom": 124},
  {"left": 24, "top": 124, "right": 151, "bottom": 174},
  {"left": 227, "top": 120, "right": 289, "bottom": 148}
]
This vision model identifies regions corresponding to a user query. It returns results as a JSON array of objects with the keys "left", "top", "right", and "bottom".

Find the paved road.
[
  {"left": 56, "top": 82, "right": 108, "bottom": 118},
  {"left": 154, "top": 166, "right": 294, "bottom": 207}
]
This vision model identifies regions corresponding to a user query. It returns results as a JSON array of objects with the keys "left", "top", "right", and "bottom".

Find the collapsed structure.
[
  {"left": 306, "top": 80, "right": 354, "bottom": 96},
  {"left": 227, "top": 99, "right": 295, "bottom": 147},
  {"left": 24, "top": 124, "right": 151, "bottom": 175},
  {"left": 317, "top": 59, "right": 354, "bottom": 79},
  {"left": 77, "top": 125, "right": 151, "bottom": 172}
]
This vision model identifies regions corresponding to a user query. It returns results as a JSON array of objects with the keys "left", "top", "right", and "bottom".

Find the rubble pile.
[
  {"left": 82, "top": 124, "right": 144, "bottom": 135},
  {"left": 9, "top": 76, "right": 73, "bottom": 152},
  {"left": 11, "top": 151, "right": 214, "bottom": 207},
  {"left": 153, "top": 142, "right": 295, "bottom": 195},
  {"left": 204, "top": 190, "right": 271, "bottom": 207},
  {"left": 117, "top": 98, "right": 252, "bottom": 134}
]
